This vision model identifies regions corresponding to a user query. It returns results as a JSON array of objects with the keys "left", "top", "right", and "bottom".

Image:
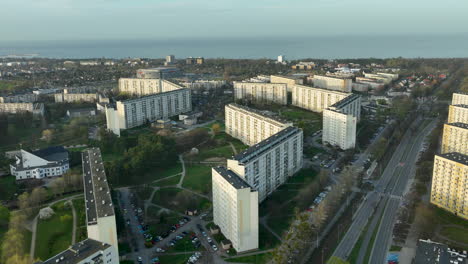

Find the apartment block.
[
  {"left": 227, "top": 126, "right": 303, "bottom": 202},
  {"left": 10, "top": 146, "right": 69, "bottom": 180},
  {"left": 312, "top": 75, "right": 352, "bottom": 93},
  {"left": 82, "top": 148, "right": 119, "bottom": 257},
  {"left": 136, "top": 67, "right": 182, "bottom": 79},
  {"left": 36, "top": 239, "right": 118, "bottom": 264},
  {"left": 363, "top": 73, "right": 393, "bottom": 84},
  {"left": 430, "top": 153, "right": 468, "bottom": 220},
  {"left": 448, "top": 105, "right": 468, "bottom": 124},
  {"left": 233, "top": 82, "right": 288, "bottom": 105},
  {"left": 225, "top": 103, "right": 292, "bottom": 146},
  {"left": 452, "top": 93, "right": 468, "bottom": 105},
  {"left": 441, "top": 123, "right": 468, "bottom": 155},
  {"left": 291, "top": 85, "right": 349, "bottom": 113},
  {"left": 105, "top": 88, "right": 191, "bottom": 136},
  {"left": 270, "top": 75, "right": 304, "bottom": 92},
  {"left": 0, "top": 102, "right": 44, "bottom": 115},
  {"left": 54, "top": 93, "right": 98, "bottom": 103},
  {"left": 0, "top": 93, "right": 38, "bottom": 103},
  {"left": 119, "top": 78, "right": 183, "bottom": 96},
  {"left": 322, "top": 109, "right": 357, "bottom": 150},
  {"left": 212, "top": 167, "right": 259, "bottom": 252}
]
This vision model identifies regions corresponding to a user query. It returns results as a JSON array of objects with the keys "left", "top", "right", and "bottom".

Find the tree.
[
  {"left": 50, "top": 177, "right": 66, "bottom": 196},
  {"left": 0, "top": 205, "right": 10, "bottom": 228},
  {"left": 211, "top": 123, "right": 221, "bottom": 136},
  {"left": 29, "top": 187, "right": 48, "bottom": 208},
  {"left": 41, "top": 129, "right": 54, "bottom": 143}
]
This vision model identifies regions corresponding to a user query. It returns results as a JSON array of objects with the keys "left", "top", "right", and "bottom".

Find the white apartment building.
[
  {"left": 10, "top": 146, "right": 70, "bottom": 180},
  {"left": 0, "top": 93, "right": 38, "bottom": 103},
  {"left": 291, "top": 85, "right": 349, "bottom": 113},
  {"left": 375, "top": 72, "right": 399, "bottom": 81},
  {"left": 270, "top": 75, "right": 304, "bottom": 92},
  {"left": 105, "top": 88, "right": 191, "bottom": 136},
  {"left": 363, "top": 73, "right": 393, "bottom": 84},
  {"left": 54, "top": 93, "right": 98, "bottom": 103},
  {"left": 442, "top": 123, "right": 468, "bottom": 156},
  {"left": 181, "top": 80, "right": 226, "bottom": 89},
  {"left": 0, "top": 102, "right": 44, "bottom": 115},
  {"left": 233, "top": 82, "right": 288, "bottom": 105},
  {"left": 322, "top": 109, "right": 357, "bottom": 150},
  {"left": 452, "top": 93, "right": 468, "bottom": 105},
  {"left": 212, "top": 167, "right": 259, "bottom": 252},
  {"left": 82, "top": 148, "right": 119, "bottom": 257},
  {"left": 448, "top": 105, "right": 468, "bottom": 124},
  {"left": 430, "top": 153, "right": 468, "bottom": 220},
  {"left": 225, "top": 103, "right": 292, "bottom": 146},
  {"left": 227, "top": 126, "right": 303, "bottom": 202},
  {"left": 37, "top": 239, "right": 118, "bottom": 264},
  {"left": 119, "top": 78, "right": 183, "bottom": 96},
  {"left": 136, "top": 67, "right": 182, "bottom": 79},
  {"left": 352, "top": 82, "right": 370, "bottom": 92},
  {"left": 312, "top": 75, "right": 352, "bottom": 93}
]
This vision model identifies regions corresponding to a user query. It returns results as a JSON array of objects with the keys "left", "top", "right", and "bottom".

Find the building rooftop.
[
  {"left": 453, "top": 104, "right": 468, "bottom": 109},
  {"left": 82, "top": 148, "right": 114, "bottom": 226},
  {"left": 329, "top": 93, "right": 360, "bottom": 109},
  {"left": 414, "top": 239, "right": 467, "bottom": 264},
  {"left": 214, "top": 166, "right": 253, "bottom": 190},
  {"left": 37, "top": 238, "right": 111, "bottom": 264},
  {"left": 233, "top": 126, "right": 301, "bottom": 164},
  {"left": 294, "top": 84, "right": 350, "bottom": 96},
  {"left": 447, "top": 122, "right": 468, "bottom": 129},
  {"left": 227, "top": 103, "right": 290, "bottom": 125},
  {"left": 313, "top": 74, "right": 352, "bottom": 80},
  {"left": 438, "top": 152, "right": 468, "bottom": 166},
  {"left": 32, "top": 146, "right": 68, "bottom": 162}
]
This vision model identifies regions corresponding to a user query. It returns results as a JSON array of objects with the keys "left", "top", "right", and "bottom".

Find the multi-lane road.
[{"left": 331, "top": 117, "right": 436, "bottom": 263}]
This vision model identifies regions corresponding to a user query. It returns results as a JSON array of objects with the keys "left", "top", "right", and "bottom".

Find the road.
[{"left": 331, "top": 117, "right": 435, "bottom": 261}]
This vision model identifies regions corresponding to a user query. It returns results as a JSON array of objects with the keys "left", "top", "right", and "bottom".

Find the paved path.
[
  {"left": 177, "top": 155, "right": 186, "bottom": 187},
  {"left": 71, "top": 200, "right": 77, "bottom": 244},
  {"left": 228, "top": 142, "right": 238, "bottom": 155},
  {"left": 29, "top": 215, "right": 38, "bottom": 261},
  {"left": 260, "top": 219, "right": 283, "bottom": 242}
]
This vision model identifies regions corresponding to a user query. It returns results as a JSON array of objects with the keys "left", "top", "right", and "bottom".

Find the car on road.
[
  {"left": 155, "top": 247, "right": 165, "bottom": 253},
  {"left": 212, "top": 244, "right": 218, "bottom": 251},
  {"left": 207, "top": 237, "right": 212, "bottom": 243},
  {"left": 202, "top": 231, "right": 207, "bottom": 237},
  {"left": 137, "top": 256, "right": 143, "bottom": 264}
]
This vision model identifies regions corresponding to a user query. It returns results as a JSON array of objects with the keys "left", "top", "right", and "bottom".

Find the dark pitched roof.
[{"left": 37, "top": 238, "right": 111, "bottom": 264}]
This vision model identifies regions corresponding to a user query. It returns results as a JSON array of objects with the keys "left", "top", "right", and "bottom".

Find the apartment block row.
[
  {"left": 233, "top": 81, "right": 288, "bottom": 105},
  {"left": 0, "top": 102, "right": 45, "bottom": 115},
  {"left": 430, "top": 93, "right": 468, "bottom": 220},
  {"left": 118, "top": 78, "right": 183, "bottom": 96},
  {"left": 311, "top": 75, "right": 352, "bottom": 93},
  {"left": 225, "top": 103, "right": 292, "bottom": 146},
  {"left": 0, "top": 93, "right": 38, "bottom": 103}
]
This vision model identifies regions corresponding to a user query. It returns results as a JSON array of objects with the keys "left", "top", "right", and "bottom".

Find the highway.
[{"left": 331, "top": 117, "right": 436, "bottom": 262}]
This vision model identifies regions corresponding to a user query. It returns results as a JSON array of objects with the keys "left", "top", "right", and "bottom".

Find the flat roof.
[
  {"left": 313, "top": 74, "right": 351, "bottom": 80},
  {"left": 446, "top": 122, "right": 468, "bottom": 129},
  {"left": 233, "top": 126, "right": 301, "bottom": 164},
  {"left": 214, "top": 166, "right": 252, "bottom": 190},
  {"left": 453, "top": 104, "right": 468, "bottom": 109},
  {"left": 294, "top": 84, "right": 350, "bottom": 96},
  {"left": 118, "top": 87, "right": 189, "bottom": 104},
  {"left": 330, "top": 93, "right": 360, "bottom": 109},
  {"left": 32, "top": 146, "right": 68, "bottom": 162},
  {"left": 226, "top": 103, "right": 290, "bottom": 125},
  {"left": 82, "top": 148, "right": 114, "bottom": 226},
  {"left": 438, "top": 152, "right": 468, "bottom": 166},
  {"left": 37, "top": 238, "right": 111, "bottom": 264}
]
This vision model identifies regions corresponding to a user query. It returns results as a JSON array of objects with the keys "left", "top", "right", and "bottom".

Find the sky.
[{"left": 1, "top": 0, "right": 468, "bottom": 42}]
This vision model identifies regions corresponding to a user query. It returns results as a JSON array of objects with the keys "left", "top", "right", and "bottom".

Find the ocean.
[{"left": 0, "top": 34, "right": 467, "bottom": 59}]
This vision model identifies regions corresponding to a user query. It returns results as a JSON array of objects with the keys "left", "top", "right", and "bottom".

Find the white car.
[
  {"left": 207, "top": 237, "right": 212, "bottom": 243},
  {"left": 212, "top": 245, "right": 218, "bottom": 251}
]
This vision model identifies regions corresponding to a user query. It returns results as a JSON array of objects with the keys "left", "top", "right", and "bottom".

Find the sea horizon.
[{"left": 1, "top": 33, "right": 468, "bottom": 60}]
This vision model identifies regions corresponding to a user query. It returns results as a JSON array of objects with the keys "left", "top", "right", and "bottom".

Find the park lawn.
[
  {"left": 226, "top": 253, "right": 272, "bottom": 264},
  {"left": 102, "top": 152, "right": 121, "bottom": 162},
  {"left": 439, "top": 226, "right": 468, "bottom": 244},
  {"left": 0, "top": 175, "right": 19, "bottom": 200},
  {"left": 266, "top": 200, "right": 298, "bottom": 237},
  {"left": 189, "top": 145, "right": 235, "bottom": 162},
  {"left": 72, "top": 198, "right": 87, "bottom": 241},
  {"left": 147, "top": 207, "right": 181, "bottom": 236},
  {"left": 152, "top": 188, "right": 211, "bottom": 214},
  {"left": 35, "top": 201, "right": 74, "bottom": 260},
  {"left": 259, "top": 224, "right": 280, "bottom": 250},
  {"left": 280, "top": 107, "right": 321, "bottom": 121},
  {"left": 148, "top": 163, "right": 183, "bottom": 182},
  {"left": 158, "top": 253, "right": 191, "bottom": 264},
  {"left": 183, "top": 164, "right": 212, "bottom": 194},
  {"left": 434, "top": 206, "right": 468, "bottom": 229},
  {"left": 152, "top": 175, "right": 181, "bottom": 187},
  {"left": 134, "top": 186, "right": 154, "bottom": 200}
]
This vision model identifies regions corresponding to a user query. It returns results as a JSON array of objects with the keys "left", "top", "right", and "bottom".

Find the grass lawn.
[
  {"left": 266, "top": 200, "right": 298, "bottom": 237},
  {"left": 72, "top": 198, "right": 87, "bottom": 242},
  {"left": 259, "top": 224, "right": 280, "bottom": 250},
  {"left": 182, "top": 164, "right": 212, "bottom": 195},
  {"left": 102, "top": 152, "right": 121, "bottom": 162},
  {"left": 434, "top": 206, "right": 468, "bottom": 229},
  {"left": 188, "top": 145, "right": 234, "bottom": 162},
  {"left": 152, "top": 188, "right": 211, "bottom": 215},
  {"left": 158, "top": 253, "right": 191, "bottom": 264},
  {"left": 280, "top": 107, "right": 321, "bottom": 121},
  {"left": 0, "top": 175, "right": 18, "bottom": 200},
  {"left": 226, "top": 253, "right": 272, "bottom": 264},
  {"left": 304, "top": 146, "right": 325, "bottom": 158},
  {"left": 152, "top": 175, "right": 181, "bottom": 187},
  {"left": 146, "top": 207, "right": 181, "bottom": 236},
  {"left": 35, "top": 201, "right": 73, "bottom": 260},
  {"left": 134, "top": 186, "right": 154, "bottom": 200},
  {"left": 439, "top": 226, "right": 468, "bottom": 244}
]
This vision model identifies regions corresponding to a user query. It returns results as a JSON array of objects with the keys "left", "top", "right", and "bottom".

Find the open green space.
[
  {"left": 0, "top": 175, "right": 19, "bottom": 200},
  {"left": 152, "top": 163, "right": 183, "bottom": 179},
  {"left": 304, "top": 146, "right": 325, "bottom": 158},
  {"left": 152, "top": 188, "right": 211, "bottom": 215},
  {"left": 280, "top": 108, "right": 321, "bottom": 121},
  {"left": 434, "top": 206, "right": 468, "bottom": 229},
  {"left": 187, "top": 144, "right": 234, "bottom": 162},
  {"left": 182, "top": 165, "right": 212, "bottom": 195},
  {"left": 259, "top": 224, "right": 280, "bottom": 250},
  {"left": 439, "top": 226, "right": 468, "bottom": 244},
  {"left": 72, "top": 198, "right": 87, "bottom": 242},
  {"left": 327, "top": 256, "right": 350, "bottom": 264},
  {"left": 226, "top": 253, "right": 272, "bottom": 264},
  {"left": 35, "top": 201, "right": 74, "bottom": 261},
  {"left": 152, "top": 174, "right": 181, "bottom": 187},
  {"left": 158, "top": 253, "right": 191, "bottom": 264},
  {"left": 266, "top": 200, "right": 298, "bottom": 237},
  {"left": 134, "top": 186, "right": 154, "bottom": 200},
  {"left": 146, "top": 207, "right": 181, "bottom": 236}
]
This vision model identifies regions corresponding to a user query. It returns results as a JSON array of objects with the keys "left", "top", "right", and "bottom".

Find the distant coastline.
[{"left": 0, "top": 34, "right": 467, "bottom": 59}]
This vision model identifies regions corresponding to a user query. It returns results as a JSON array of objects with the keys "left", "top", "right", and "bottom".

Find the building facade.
[
  {"left": 270, "top": 75, "right": 304, "bottom": 92},
  {"left": 233, "top": 82, "right": 288, "bottom": 105},
  {"left": 118, "top": 78, "right": 183, "bottom": 96},
  {"left": 136, "top": 67, "right": 182, "bottom": 79},
  {"left": 37, "top": 239, "right": 118, "bottom": 264},
  {"left": 430, "top": 153, "right": 468, "bottom": 220},
  {"left": 447, "top": 105, "right": 468, "bottom": 124},
  {"left": 82, "top": 148, "right": 119, "bottom": 257},
  {"left": 452, "top": 93, "right": 468, "bottom": 105},
  {"left": 212, "top": 167, "right": 259, "bottom": 252},
  {"left": 10, "top": 146, "right": 69, "bottom": 180},
  {"left": 312, "top": 75, "right": 352, "bottom": 93},
  {"left": 55, "top": 93, "right": 98, "bottom": 103},
  {"left": 0, "top": 93, "right": 38, "bottom": 103},
  {"left": 227, "top": 127, "right": 303, "bottom": 202},
  {"left": 225, "top": 103, "right": 292, "bottom": 146},
  {"left": 0, "top": 102, "right": 44, "bottom": 115},
  {"left": 105, "top": 88, "right": 191, "bottom": 135},
  {"left": 322, "top": 109, "right": 357, "bottom": 150},
  {"left": 441, "top": 123, "right": 468, "bottom": 155},
  {"left": 291, "top": 85, "right": 349, "bottom": 113}
]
